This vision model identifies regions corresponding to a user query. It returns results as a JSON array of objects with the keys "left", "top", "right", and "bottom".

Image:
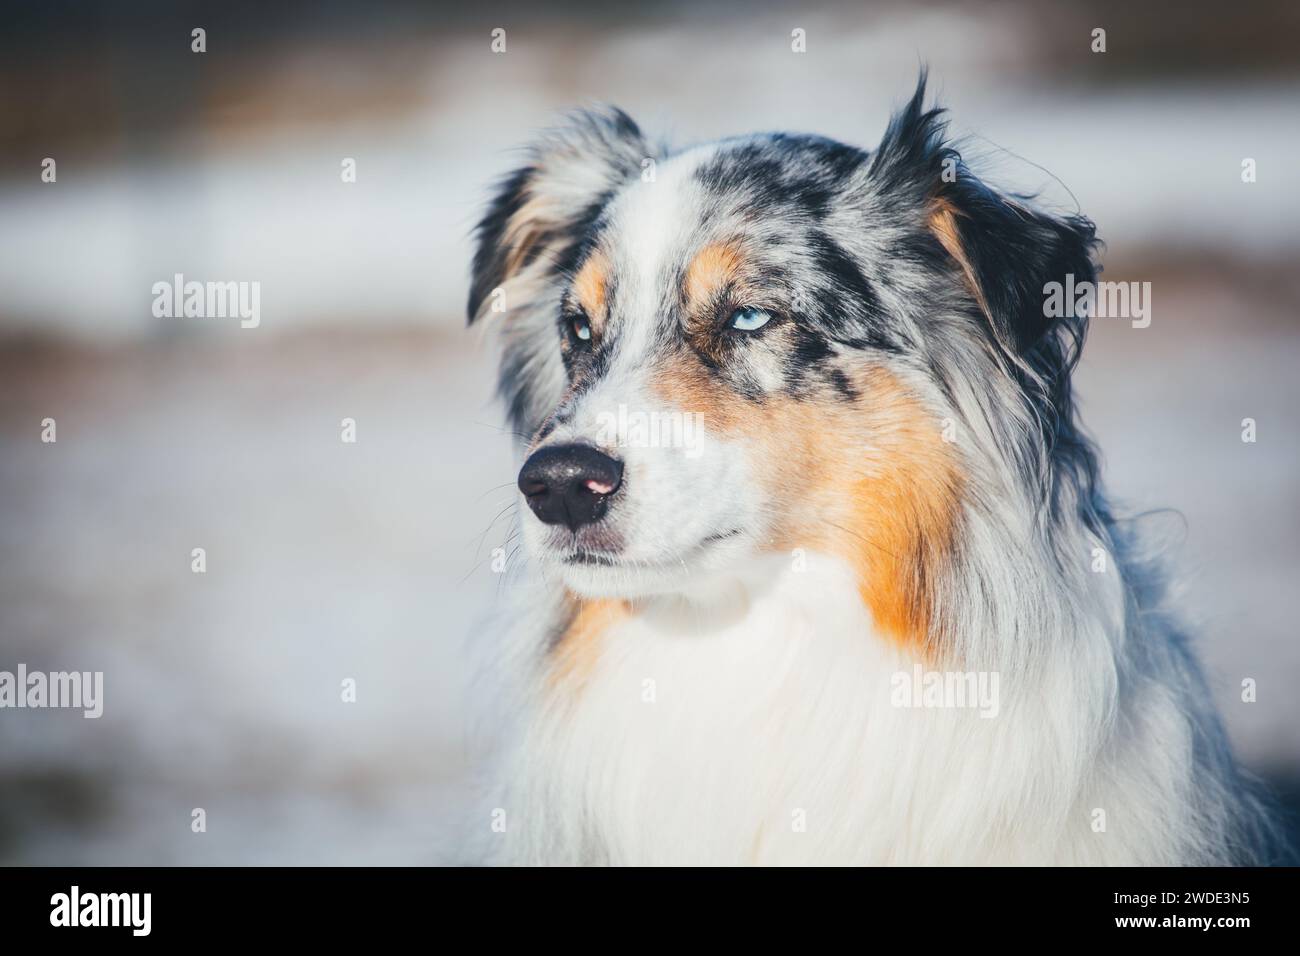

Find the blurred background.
[{"left": 1, "top": 0, "right": 1297, "bottom": 863}]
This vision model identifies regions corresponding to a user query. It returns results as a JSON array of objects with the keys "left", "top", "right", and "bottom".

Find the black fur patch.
[{"left": 467, "top": 165, "right": 533, "bottom": 320}]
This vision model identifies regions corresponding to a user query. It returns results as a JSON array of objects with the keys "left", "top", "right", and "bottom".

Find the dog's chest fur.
[{"left": 499, "top": 552, "right": 1132, "bottom": 865}]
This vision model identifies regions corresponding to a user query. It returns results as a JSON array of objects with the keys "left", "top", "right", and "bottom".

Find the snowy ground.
[{"left": 0, "top": 332, "right": 510, "bottom": 863}]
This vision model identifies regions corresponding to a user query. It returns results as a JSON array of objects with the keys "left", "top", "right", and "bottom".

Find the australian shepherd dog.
[{"left": 466, "top": 76, "right": 1277, "bottom": 865}]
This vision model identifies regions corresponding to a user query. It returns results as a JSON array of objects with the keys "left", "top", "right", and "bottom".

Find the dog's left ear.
[
  {"left": 870, "top": 76, "right": 1098, "bottom": 354},
  {"left": 468, "top": 107, "right": 652, "bottom": 325}
]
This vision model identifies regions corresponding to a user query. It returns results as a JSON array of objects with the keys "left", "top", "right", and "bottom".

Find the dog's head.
[{"left": 469, "top": 77, "right": 1098, "bottom": 645}]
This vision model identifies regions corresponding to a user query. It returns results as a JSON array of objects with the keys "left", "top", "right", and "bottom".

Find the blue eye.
[
  {"left": 728, "top": 307, "right": 772, "bottom": 332},
  {"left": 569, "top": 314, "right": 592, "bottom": 342}
]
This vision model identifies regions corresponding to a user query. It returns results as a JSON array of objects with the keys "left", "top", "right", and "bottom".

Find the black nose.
[{"left": 518, "top": 444, "right": 624, "bottom": 531}]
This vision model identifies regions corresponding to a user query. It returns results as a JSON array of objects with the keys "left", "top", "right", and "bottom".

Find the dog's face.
[{"left": 470, "top": 81, "right": 1096, "bottom": 641}]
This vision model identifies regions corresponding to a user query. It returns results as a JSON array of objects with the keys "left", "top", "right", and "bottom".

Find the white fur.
[{"left": 477, "top": 485, "right": 1261, "bottom": 865}]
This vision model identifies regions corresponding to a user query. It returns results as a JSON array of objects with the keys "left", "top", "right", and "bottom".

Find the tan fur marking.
[
  {"left": 929, "top": 202, "right": 991, "bottom": 321},
  {"left": 572, "top": 252, "right": 611, "bottom": 326},
  {"left": 550, "top": 596, "right": 629, "bottom": 686},
  {"left": 651, "top": 358, "right": 962, "bottom": 653},
  {"left": 833, "top": 374, "right": 961, "bottom": 649},
  {"left": 501, "top": 188, "right": 557, "bottom": 279},
  {"left": 684, "top": 242, "right": 745, "bottom": 313}
]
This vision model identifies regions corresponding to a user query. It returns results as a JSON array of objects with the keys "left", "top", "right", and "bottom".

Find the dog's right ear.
[
  {"left": 868, "top": 73, "right": 1098, "bottom": 357},
  {"left": 467, "top": 108, "right": 651, "bottom": 324}
]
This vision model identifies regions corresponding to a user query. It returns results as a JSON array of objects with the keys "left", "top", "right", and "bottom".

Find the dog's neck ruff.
[{"left": 497, "top": 540, "right": 1146, "bottom": 865}]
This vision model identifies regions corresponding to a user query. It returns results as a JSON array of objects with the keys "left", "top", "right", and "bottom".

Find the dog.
[{"left": 466, "top": 76, "right": 1278, "bottom": 865}]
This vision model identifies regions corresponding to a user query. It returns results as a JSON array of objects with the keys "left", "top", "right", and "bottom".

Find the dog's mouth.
[
  {"left": 560, "top": 528, "right": 744, "bottom": 570},
  {"left": 563, "top": 550, "right": 622, "bottom": 568}
]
